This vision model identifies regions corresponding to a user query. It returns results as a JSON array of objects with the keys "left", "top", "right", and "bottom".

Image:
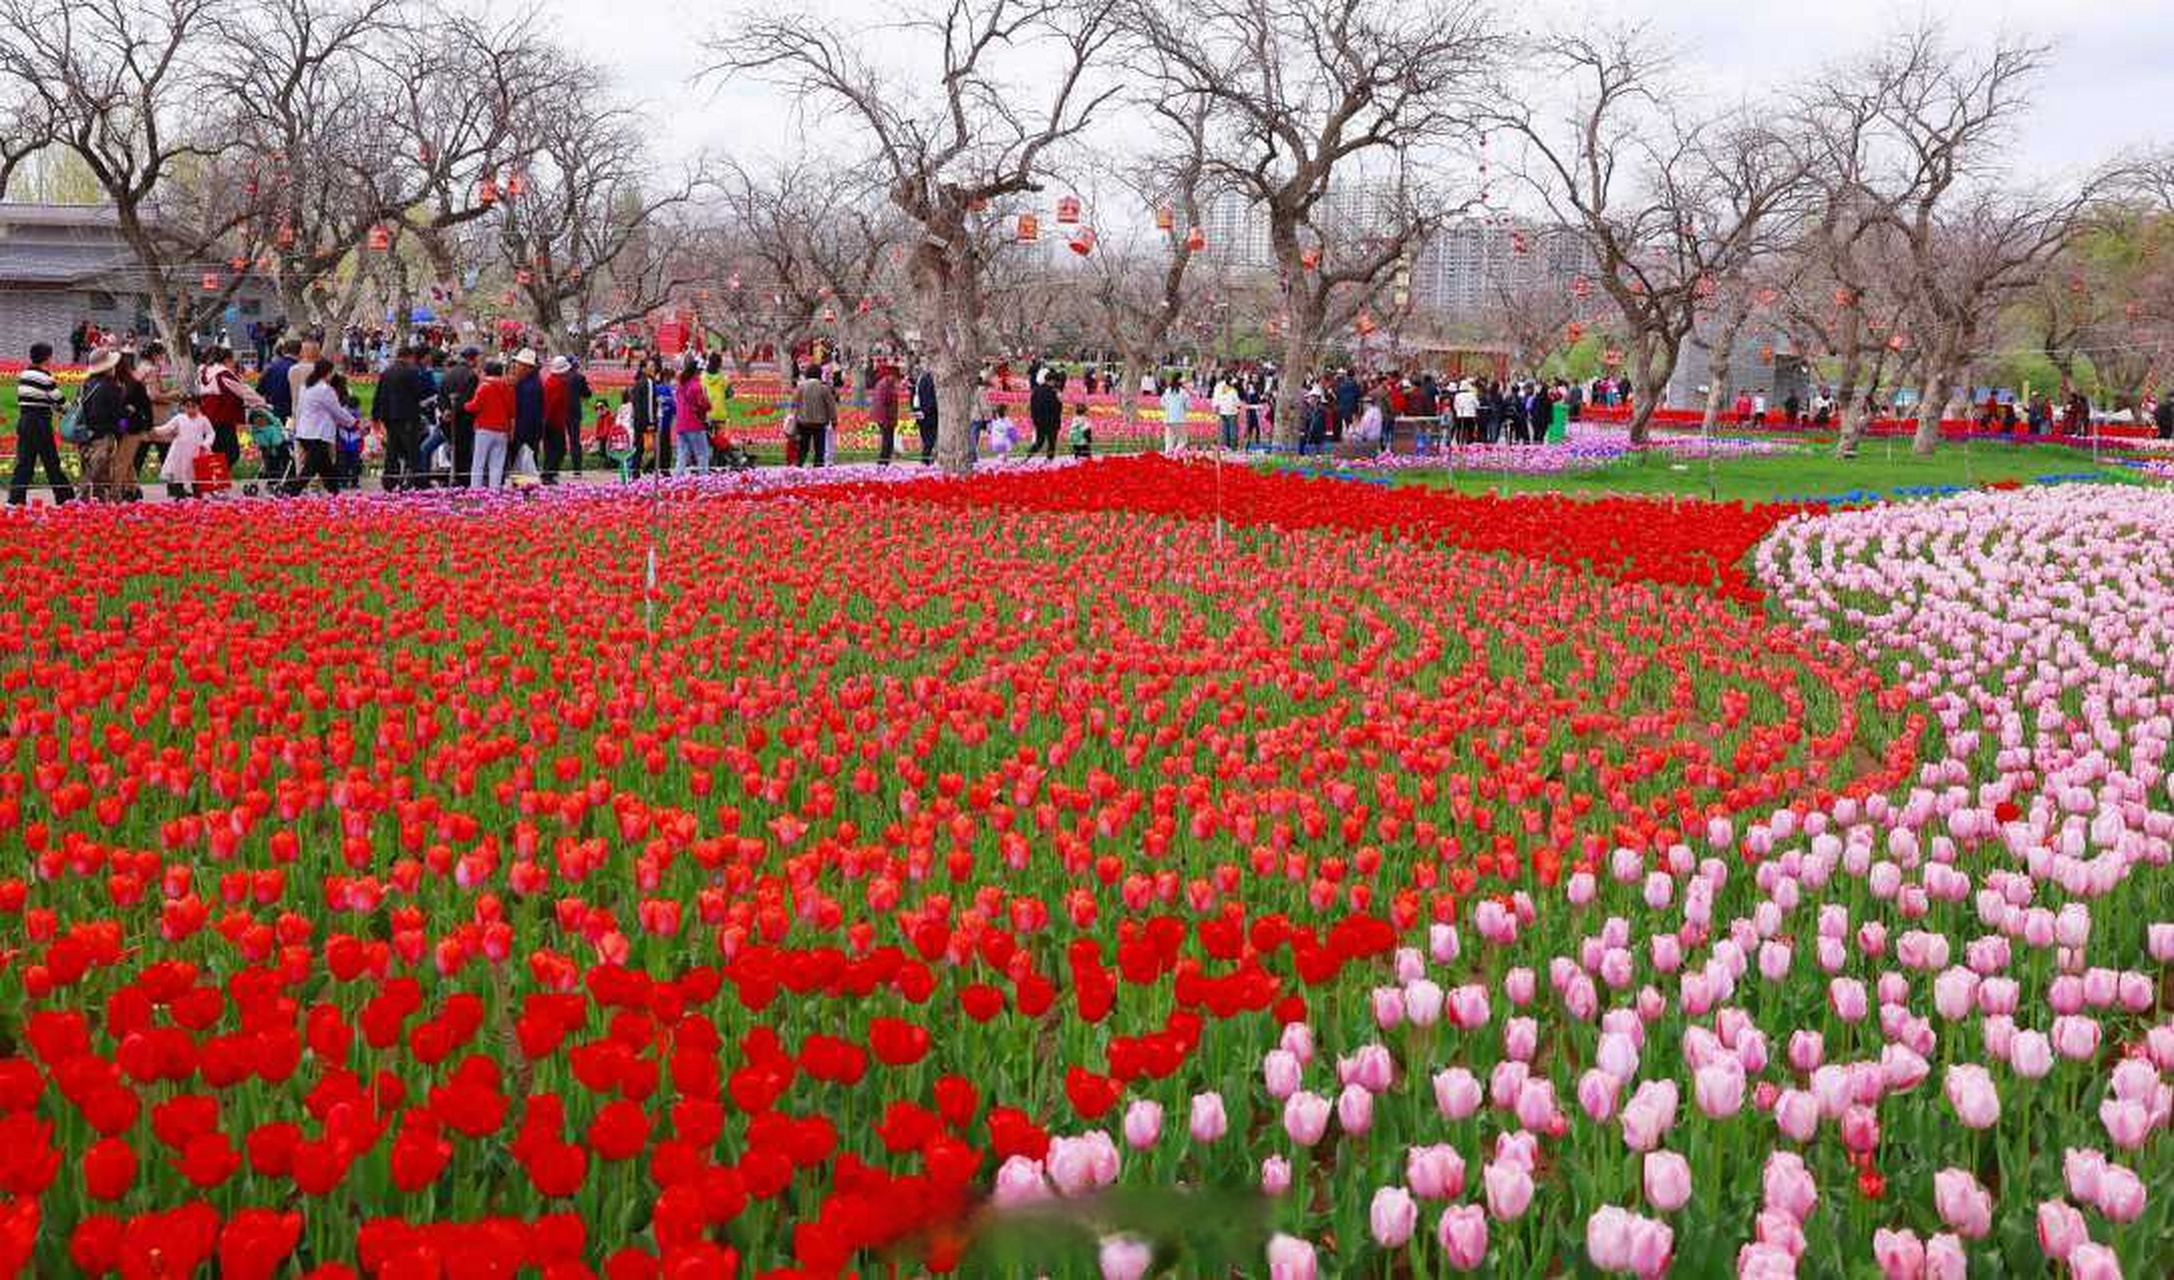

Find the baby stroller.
[{"left": 242, "top": 407, "right": 293, "bottom": 495}]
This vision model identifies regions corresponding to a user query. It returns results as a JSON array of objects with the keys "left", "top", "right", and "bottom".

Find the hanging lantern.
[
  {"left": 367, "top": 224, "right": 392, "bottom": 251},
  {"left": 515, "top": 268, "right": 534, "bottom": 286},
  {"left": 1833, "top": 287, "right": 1855, "bottom": 308},
  {"left": 856, "top": 297, "right": 872, "bottom": 314},
  {"left": 1300, "top": 247, "right": 1321, "bottom": 271},
  {"left": 1571, "top": 276, "right": 1591, "bottom": 298},
  {"left": 477, "top": 175, "right": 500, "bottom": 205},
  {"left": 1759, "top": 344, "right": 1775, "bottom": 365},
  {"left": 1887, "top": 332, "right": 1907, "bottom": 351},
  {"left": 201, "top": 272, "right": 221, "bottom": 292},
  {"left": 419, "top": 142, "right": 436, "bottom": 165},
  {"left": 1694, "top": 274, "right": 1717, "bottom": 298},
  {"left": 507, "top": 171, "right": 529, "bottom": 197},
  {"left": 1510, "top": 231, "right": 1530, "bottom": 256},
  {"left": 1756, "top": 287, "right": 1778, "bottom": 307},
  {"left": 1067, "top": 226, "right": 1096, "bottom": 256},
  {"left": 229, "top": 255, "right": 248, "bottom": 273},
  {"left": 1354, "top": 312, "right": 1377, "bottom": 336},
  {"left": 1055, "top": 195, "right": 1081, "bottom": 224},
  {"left": 1566, "top": 321, "right": 1585, "bottom": 342},
  {"left": 1185, "top": 226, "right": 1206, "bottom": 253},
  {"left": 1603, "top": 348, "right": 1624, "bottom": 366},
  {"left": 1017, "top": 213, "right": 1040, "bottom": 243},
  {"left": 1155, "top": 205, "right": 1175, "bottom": 231},
  {"left": 1627, "top": 278, "right": 1645, "bottom": 296},
  {"left": 277, "top": 224, "right": 296, "bottom": 248}
]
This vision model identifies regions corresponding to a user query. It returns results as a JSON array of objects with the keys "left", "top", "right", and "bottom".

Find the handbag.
[
  {"left": 192, "top": 451, "right": 233, "bottom": 494},
  {"left": 58, "top": 402, "right": 90, "bottom": 445}
]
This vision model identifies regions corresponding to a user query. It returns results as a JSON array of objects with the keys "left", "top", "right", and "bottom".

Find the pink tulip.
[
  {"left": 2095, "top": 1164, "right": 2145, "bottom": 1223},
  {"left": 1830, "top": 977, "right": 1869, "bottom": 1022},
  {"left": 1263, "top": 1049, "right": 1302, "bottom": 1100},
  {"left": 1404, "top": 978, "right": 1445, "bottom": 1027},
  {"left": 1738, "top": 1242, "right": 1796, "bottom": 1277},
  {"left": 1579, "top": 1069, "right": 1622, "bottom": 1122},
  {"left": 1774, "top": 1088, "right": 1819, "bottom": 1142},
  {"left": 1598, "top": 1031, "right": 1641, "bottom": 1080},
  {"left": 1429, "top": 923, "right": 1461, "bottom": 964},
  {"left": 1586, "top": 1205, "right": 1637, "bottom": 1272},
  {"left": 1434, "top": 1066, "right": 1482, "bottom": 1119},
  {"left": 1261, "top": 1155, "right": 1292, "bottom": 1196},
  {"left": 1098, "top": 1236, "right": 1152, "bottom": 1280},
  {"left": 1787, "top": 1029, "right": 1823, "bottom": 1074},
  {"left": 1370, "top": 1185, "right": 1418, "bottom": 1247},
  {"left": 1370, "top": 986, "right": 1406, "bottom": 1030},
  {"left": 1266, "top": 1232, "right": 1317, "bottom": 1280},
  {"left": 2009, "top": 1029, "right": 2054, "bottom": 1079},
  {"left": 1484, "top": 1160, "right": 1534, "bottom": 1221},
  {"left": 1504, "top": 967, "right": 1537, "bottom": 1006},
  {"left": 2099, "top": 1097, "right": 2150, "bottom": 1149},
  {"left": 1934, "top": 1168, "right": 1992, "bottom": 1239},
  {"left": 1620, "top": 1079, "right": 1679, "bottom": 1151},
  {"left": 2051, "top": 1015, "right": 2101, "bottom": 1061},
  {"left": 1695, "top": 1061, "right": 1746, "bottom": 1118},
  {"left": 2035, "top": 1199, "right": 2087, "bottom": 1262},
  {"left": 1872, "top": 1227, "right": 1924, "bottom": 1279},
  {"left": 1943, "top": 1064, "right": 2000, "bottom": 1129},
  {"left": 1643, "top": 1150, "right": 1691, "bottom": 1212},
  {"left": 1493, "top": 1129, "right": 1539, "bottom": 1173},
  {"left": 1449, "top": 984, "right": 1490, "bottom": 1029},
  {"left": 1489, "top": 1060, "right": 1529, "bottom": 1112},
  {"left": 1406, "top": 1143, "right": 1466, "bottom": 1200},
  {"left": 1755, "top": 1210, "right": 1806, "bottom": 1259},
  {"left": 1762, "top": 1151, "right": 1817, "bottom": 1222},
  {"left": 1336, "top": 1083, "right": 1374, "bottom": 1137},
  {"left": 1189, "top": 1092, "right": 1227, "bottom": 1143},
  {"left": 1122, "top": 1099, "right": 1162, "bottom": 1151},
  {"left": 1437, "top": 1204, "right": 1488, "bottom": 1271},
  {"left": 1341, "top": 1044, "right": 1395, "bottom": 1093},
  {"left": 1504, "top": 1016, "right": 1539, "bottom": 1062},
  {"left": 1841, "top": 1105, "right": 1880, "bottom": 1155},
  {"left": 1283, "top": 1091, "right": 1330, "bottom": 1147},
  {"left": 1280, "top": 1022, "right": 1316, "bottom": 1064},
  {"left": 992, "top": 1155, "right": 1049, "bottom": 1206},
  {"left": 1924, "top": 1233, "right": 1966, "bottom": 1280},
  {"left": 2148, "top": 922, "right": 2174, "bottom": 962},
  {"left": 2067, "top": 1242, "right": 2122, "bottom": 1280},
  {"left": 2063, "top": 1147, "right": 2107, "bottom": 1203}
]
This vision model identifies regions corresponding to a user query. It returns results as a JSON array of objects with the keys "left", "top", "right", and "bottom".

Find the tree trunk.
[
  {"left": 1696, "top": 314, "right": 1747, "bottom": 442},
  {"left": 1272, "top": 297, "right": 1323, "bottom": 449},
  {"left": 1117, "top": 347, "right": 1143, "bottom": 435},
  {"left": 1626, "top": 329, "right": 1676, "bottom": 447},
  {"left": 1911, "top": 352, "right": 1953, "bottom": 455}
]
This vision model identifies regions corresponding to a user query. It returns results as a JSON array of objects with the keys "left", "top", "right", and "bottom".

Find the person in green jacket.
[{"left": 1547, "top": 383, "right": 1570, "bottom": 443}]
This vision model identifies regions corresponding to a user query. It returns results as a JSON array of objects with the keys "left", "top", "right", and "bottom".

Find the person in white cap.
[
  {"left": 541, "top": 355, "right": 575, "bottom": 482},
  {"left": 508, "top": 348, "right": 545, "bottom": 479}
]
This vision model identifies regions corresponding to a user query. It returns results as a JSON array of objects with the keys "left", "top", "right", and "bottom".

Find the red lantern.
[
  {"left": 1185, "top": 226, "right": 1206, "bottom": 253},
  {"left": 856, "top": 297, "right": 872, "bottom": 314},
  {"left": 1510, "top": 231, "right": 1530, "bottom": 256},
  {"left": 1566, "top": 321, "right": 1585, "bottom": 342},
  {"left": 1833, "top": 287, "right": 1855, "bottom": 308},
  {"left": 477, "top": 176, "right": 500, "bottom": 205},
  {"left": 229, "top": 255, "right": 248, "bottom": 273},
  {"left": 1055, "top": 195, "right": 1081, "bottom": 224},
  {"left": 1694, "top": 274, "right": 1716, "bottom": 298},
  {"left": 1354, "top": 312, "right": 1377, "bottom": 336},
  {"left": 1300, "top": 247, "right": 1321, "bottom": 271},
  {"left": 515, "top": 268, "right": 534, "bottom": 286},
  {"left": 1155, "top": 205, "right": 1175, "bottom": 231},
  {"left": 1067, "top": 226, "right": 1097, "bottom": 256},
  {"left": 277, "top": 224, "right": 296, "bottom": 248},
  {"left": 1758, "top": 344, "right": 1775, "bottom": 364},
  {"left": 200, "top": 272, "right": 221, "bottom": 292},
  {"left": 1756, "top": 288, "right": 1778, "bottom": 307},
  {"left": 1017, "top": 213, "right": 1040, "bottom": 243},
  {"left": 1887, "top": 332, "right": 1907, "bottom": 351},
  {"left": 507, "top": 171, "right": 529, "bottom": 197},
  {"left": 368, "top": 224, "right": 392, "bottom": 251},
  {"left": 1603, "top": 348, "right": 1624, "bottom": 366}
]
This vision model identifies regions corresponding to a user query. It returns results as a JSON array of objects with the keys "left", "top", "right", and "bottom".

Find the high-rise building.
[{"left": 1410, "top": 218, "right": 1598, "bottom": 317}]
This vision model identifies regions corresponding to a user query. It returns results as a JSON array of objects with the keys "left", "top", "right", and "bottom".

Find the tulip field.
[{"left": 0, "top": 458, "right": 2168, "bottom": 1279}]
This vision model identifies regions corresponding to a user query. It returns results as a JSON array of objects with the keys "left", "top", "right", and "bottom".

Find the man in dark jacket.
[
  {"left": 914, "top": 367, "right": 939, "bottom": 464},
  {"left": 373, "top": 345, "right": 426, "bottom": 490},
  {"left": 438, "top": 348, "right": 480, "bottom": 486},
  {"left": 791, "top": 366, "right": 838, "bottom": 468},
  {"left": 9, "top": 342, "right": 74, "bottom": 505},
  {"left": 74, "top": 350, "right": 130, "bottom": 502},
  {"left": 259, "top": 340, "right": 298, "bottom": 421},
  {"left": 628, "top": 357, "right": 656, "bottom": 475},
  {"left": 1334, "top": 370, "right": 1362, "bottom": 438},
  {"left": 510, "top": 349, "right": 545, "bottom": 472},
  {"left": 1028, "top": 369, "right": 1063, "bottom": 461},
  {"left": 2156, "top": 392, "right": 2173, "bottom": 440}
]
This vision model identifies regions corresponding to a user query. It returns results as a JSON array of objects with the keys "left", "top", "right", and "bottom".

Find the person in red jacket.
[
  {"left": 540, "top": 357, "right": 574, "bottom": 483},
  {"left": 464, "top": 358, "right": 515, "bottom": 488}
]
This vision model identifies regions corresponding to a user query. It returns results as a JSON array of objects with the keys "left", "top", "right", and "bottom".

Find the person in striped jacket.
[{"left": 8, "top": 343, "right": 74, "bottom": 505}]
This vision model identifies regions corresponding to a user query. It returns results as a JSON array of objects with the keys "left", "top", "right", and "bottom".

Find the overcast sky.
[{"left": 550, "top": 0, "right": 2169, "bottom": 179}]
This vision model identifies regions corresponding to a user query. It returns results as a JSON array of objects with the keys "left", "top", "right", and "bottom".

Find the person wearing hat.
[
  {"left": 71, "top": 349, "right": 130, "bottom": 500},
  {"left": 870, "top": 361, "right": 901, "bottom": 465},
  {"left": 539, "top": 355, "right": 575, "bottom": 483},
  {"left": 508, "top": 348, "right": 545, "bottom": 479},
  {"left": 1028, "top": 367, "right": 1064, "bottom": 462}
]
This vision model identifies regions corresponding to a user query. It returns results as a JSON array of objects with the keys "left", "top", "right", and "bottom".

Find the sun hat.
[
  {"left": 511, "top": 348, "right": 539, "bottom": 367},
  {"left": 548, "top": 356, "right": 572, "bottom": 375},
  {"left": 86, "top": 349, "right": 121, "bottom": 375}
]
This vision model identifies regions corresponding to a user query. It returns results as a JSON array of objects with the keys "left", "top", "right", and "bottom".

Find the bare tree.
[
  {"left": 0, "top": 0, "right": 268, "bottom": 365},
  {"left": 1130, "top": 0, "right": 1496, "bottom": 447},
  {"left": 705, "top": 0, "right": 1123, "bottom": 473},
  {"left": 1489, "top": 27, "right": 1809, "bottom": 445}
]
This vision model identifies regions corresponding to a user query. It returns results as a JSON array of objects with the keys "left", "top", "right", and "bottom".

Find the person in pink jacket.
[{"left": 672, "top": 363, "right": 712, "bottom": 474}]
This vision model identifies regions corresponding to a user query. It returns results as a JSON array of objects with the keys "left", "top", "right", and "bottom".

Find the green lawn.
[{"left": 1385, "top": 439, "right": 2155, "bottom": 504}]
